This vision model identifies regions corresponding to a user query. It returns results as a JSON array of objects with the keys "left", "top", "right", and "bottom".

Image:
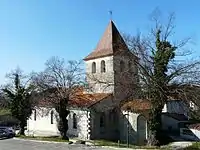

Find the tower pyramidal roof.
[{"left": 84, "top": 20, "right": 129, "bottom": 61}]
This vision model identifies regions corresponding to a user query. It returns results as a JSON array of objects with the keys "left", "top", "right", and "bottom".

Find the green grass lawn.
[
  {"left": 183, "top": 142, "right": 200, "bottom": 150},
  {"left": 16, "top": 135, "right": 70, "bottom": 143},
  {"left": 92, "top": 140, "right": 160, "bottom": 149},
  {"left": 16, "top": 136, "right": 173, "bottom": 149},
  {"left": 16, "top": 136, "right": 161, "bottom": 149}
]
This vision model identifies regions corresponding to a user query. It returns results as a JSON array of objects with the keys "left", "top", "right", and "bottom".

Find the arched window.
[
  {"left": 92, "top": 62, "right": 96, "bottom": 73},
  {"left": 34, "top": 109, "right": 36, "bottom": 121},
  {"left": 110, "top": 109, "right": 118, "bottom": 123},
  {"left": 120, "top": 61, "right": 125, "bottom": 72},
  {"left": 101, "top": 60, "right": 106, "bottom": 73},
  {"left": 50, "top": 110, "right": 54, "bottom": 124},
  {"left": 128, "top": 61, "right": 132, "bottom": 72},
  {"left": 100, "top": 112, "right": 105, "bottom": 127},
  {"left": 73, "top": 113, "right": 77, "bottom": 129}
]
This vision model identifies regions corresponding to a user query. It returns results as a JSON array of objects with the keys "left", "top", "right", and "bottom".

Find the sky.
[{"left": 0, "top": 0, "right": 200, "bottom": 84}]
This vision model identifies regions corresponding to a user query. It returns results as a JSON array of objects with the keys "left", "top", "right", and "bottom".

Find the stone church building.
[{"left": 27, "top": 20, "right": 190, "bottom": 145}]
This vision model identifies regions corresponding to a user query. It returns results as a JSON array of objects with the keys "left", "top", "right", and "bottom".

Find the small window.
[
  {"left": 128, "top": 61, "right": 132, "bottom": 72},
  {"left": 92, "top": 62, "right": 96, "bottom": 73},
  {"left": 100, "top": 112, "right": 105, "bottom": 127},
  {"left": 73, "top": 113, "right": 77, "bottom": 129},
  {"left": 101, "top": 60, "right": 106, "bottom": 73},
  {"left": 34, "top": 109, "right": 36, "bottom": 121},
  {"left": 50, "top": 111, "right": 54, "bottom": 124},
  {"left": 120, "top": 61, "right": 125, "bottom": 72}
]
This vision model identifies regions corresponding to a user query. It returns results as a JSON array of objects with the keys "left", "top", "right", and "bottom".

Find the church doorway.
[{"left": 137, "top": 115, "right": 147, "bottom": 145}]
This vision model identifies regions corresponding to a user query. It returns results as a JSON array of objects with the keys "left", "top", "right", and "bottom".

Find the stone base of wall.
[{"left": 24, "top": 130, "right": 60, "bottom": 137}]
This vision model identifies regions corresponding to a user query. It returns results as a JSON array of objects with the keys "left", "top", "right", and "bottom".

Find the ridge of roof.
[
  {"left": 121, "top": 99, "right": 151, "bottom": 111},
  {"left": 84, "top": 20, "right": 129, "bottom": 61}
]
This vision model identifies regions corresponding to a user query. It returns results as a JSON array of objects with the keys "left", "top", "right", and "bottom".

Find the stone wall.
[
  {"left": 27, "top": 107, "right": 90, "bottom": 139},
  {"left": 119, "top": 111, "right": 140, "bottom": 145},
  {"left": 90, "top": 95, "right": 119, "bottom": 140},
  {"left": 161, "top": 114, "right": 180, "bottom": 131},
  {"left": 113, "top": 54, "right": 138, "bottom": 102},
  {"left": 67, "top": 108, "right": 90, "bottom": 139},
  {"left": 85, "top": 56, "right": 114, "bottom": 93}
]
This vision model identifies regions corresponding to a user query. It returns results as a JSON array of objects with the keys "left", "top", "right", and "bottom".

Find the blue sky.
[{"left": 0, "top": 0, "right": 199, "bottom": 84}]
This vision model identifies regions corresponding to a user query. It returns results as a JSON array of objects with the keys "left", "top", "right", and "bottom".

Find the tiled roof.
[
  {"left": 37, "top": 87, "right": 112, "bottom": 108},
  {"left": 163, "top": 113, "right": 188, "bottom": 121},
  {"left": 84, "top": 20, "right": 129, "bottom": 61},
  {"left": 168, "top": 84, "right": 200, "bottom": 107},
  {"left": 120, "top": 98, "right": 189, "bottom": 112},
  {"left": 69, "top": 92, "right": 112, "bottom": 108},
  {"left": 121, "top": 99, "right": 151, "bottom": 111}
]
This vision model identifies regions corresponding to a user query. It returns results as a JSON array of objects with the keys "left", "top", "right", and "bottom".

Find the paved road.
[{"left": 0, "top": 138, "right": 115, "bottom": 150}]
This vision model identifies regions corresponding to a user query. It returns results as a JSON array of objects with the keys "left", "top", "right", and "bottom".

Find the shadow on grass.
[
  {"left": 92, "top": 139, "right": 160, "bottom": 149},
  {"left": 16, "top": 135, "right": 70, "bottom": 143}
]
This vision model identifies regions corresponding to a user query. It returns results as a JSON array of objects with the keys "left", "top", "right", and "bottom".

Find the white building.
[
  {"left": 120, "top": 99, "right": 190, "bottom": 145},
  {"left": 27, "top": 20, "right": 191, "bottom": 145}
]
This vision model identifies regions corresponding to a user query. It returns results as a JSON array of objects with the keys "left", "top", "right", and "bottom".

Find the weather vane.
[{"left": 109, "top": 10, "right": 112, "bottom": 20}]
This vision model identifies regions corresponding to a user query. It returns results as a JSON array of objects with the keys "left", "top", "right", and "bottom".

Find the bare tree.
[
  {"left": 32, "top": 56, "right": 85, "bottom": 140},
  {"left": 87, "top": 10, "right": 200, "bottom": 146},
  {"left": 123, "top": 11, "right": 200, "bottom": 146}
]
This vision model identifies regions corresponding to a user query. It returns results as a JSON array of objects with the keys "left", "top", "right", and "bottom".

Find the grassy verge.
[
  {"left": 92, "top": 140, "right": 160, "bottom": 149},
  {"left": 16, "top": 135, "right": 70, "bottom": 143},
  {"left": 183, "top": 142, "right": 200, "bottom": 150},
  {"left": 16, "top": 136, "right": 172, "bottom": 149}
]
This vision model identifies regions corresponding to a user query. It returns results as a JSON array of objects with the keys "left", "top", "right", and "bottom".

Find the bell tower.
[{"left": 83, "top": 20, "right": 138, "bottom": 100}]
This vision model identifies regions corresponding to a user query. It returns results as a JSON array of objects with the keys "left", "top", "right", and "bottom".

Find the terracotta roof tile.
[
  {"left": 84, "top": 20, "right": 129, "bottom": 61},
  {"left": 120, "top": 98, "right": 187, "bottom": 112},
  {"left": 121, "top": 99, "right": 151, "bottom": 111},
  {"left": 37, "top": 87, "right": 112, "bottom": 108},
  {"left": 69, "top": 92, "right": 112, "bottom": 108}
]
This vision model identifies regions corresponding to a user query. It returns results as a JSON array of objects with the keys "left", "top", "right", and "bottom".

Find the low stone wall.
[{"left": 18, "top": 130, "right": 60, "bottom": 137}]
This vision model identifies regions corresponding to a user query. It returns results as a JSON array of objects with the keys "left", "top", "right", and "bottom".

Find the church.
[{"left": 27, "top": 20, "right": 191, "bottom": 145}]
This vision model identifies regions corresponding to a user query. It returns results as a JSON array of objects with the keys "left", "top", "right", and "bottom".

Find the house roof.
[
  {"left": 168, "top": 84, "right": 200, "bottom": 107},
  {"left": 69, "top": 92, "right": 112, "bottom": 108},
  {"left": 120, "top": 98, "right": 187, "bottom": 112},
  {"left": 162, "top": 113, "right": 188, "bottom": 121},
  {"left": 83, "top": 20, "right": 130, "bottom": 61},
  {"left": 37, "top": 87, "right": 112, "bottom": 108},
  {"left": 121, "top": 99, "right": 151, "bottom": 112}
]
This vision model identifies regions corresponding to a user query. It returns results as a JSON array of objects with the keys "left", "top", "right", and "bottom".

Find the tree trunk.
[
  {"left": 60, "top": 116, "right": 69, "bottom": 140},
  {"left": 19, "top": 121, "right": 26, "bottom": 136},
  {"left": 147, "top": 105, "right": 163, "bottom": 146},
  {"left": 56, "top": 102, "right": 70, "bottom": 140}
]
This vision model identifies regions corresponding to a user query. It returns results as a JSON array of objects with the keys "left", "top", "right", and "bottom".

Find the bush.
[{"left": 0, "top": 114, "right": 19, "bottom": 126}]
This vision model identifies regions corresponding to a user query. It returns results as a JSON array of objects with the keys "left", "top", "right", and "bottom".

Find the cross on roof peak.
[{"left": 109, "top": 10, "right": 113, "bottom": 20}]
